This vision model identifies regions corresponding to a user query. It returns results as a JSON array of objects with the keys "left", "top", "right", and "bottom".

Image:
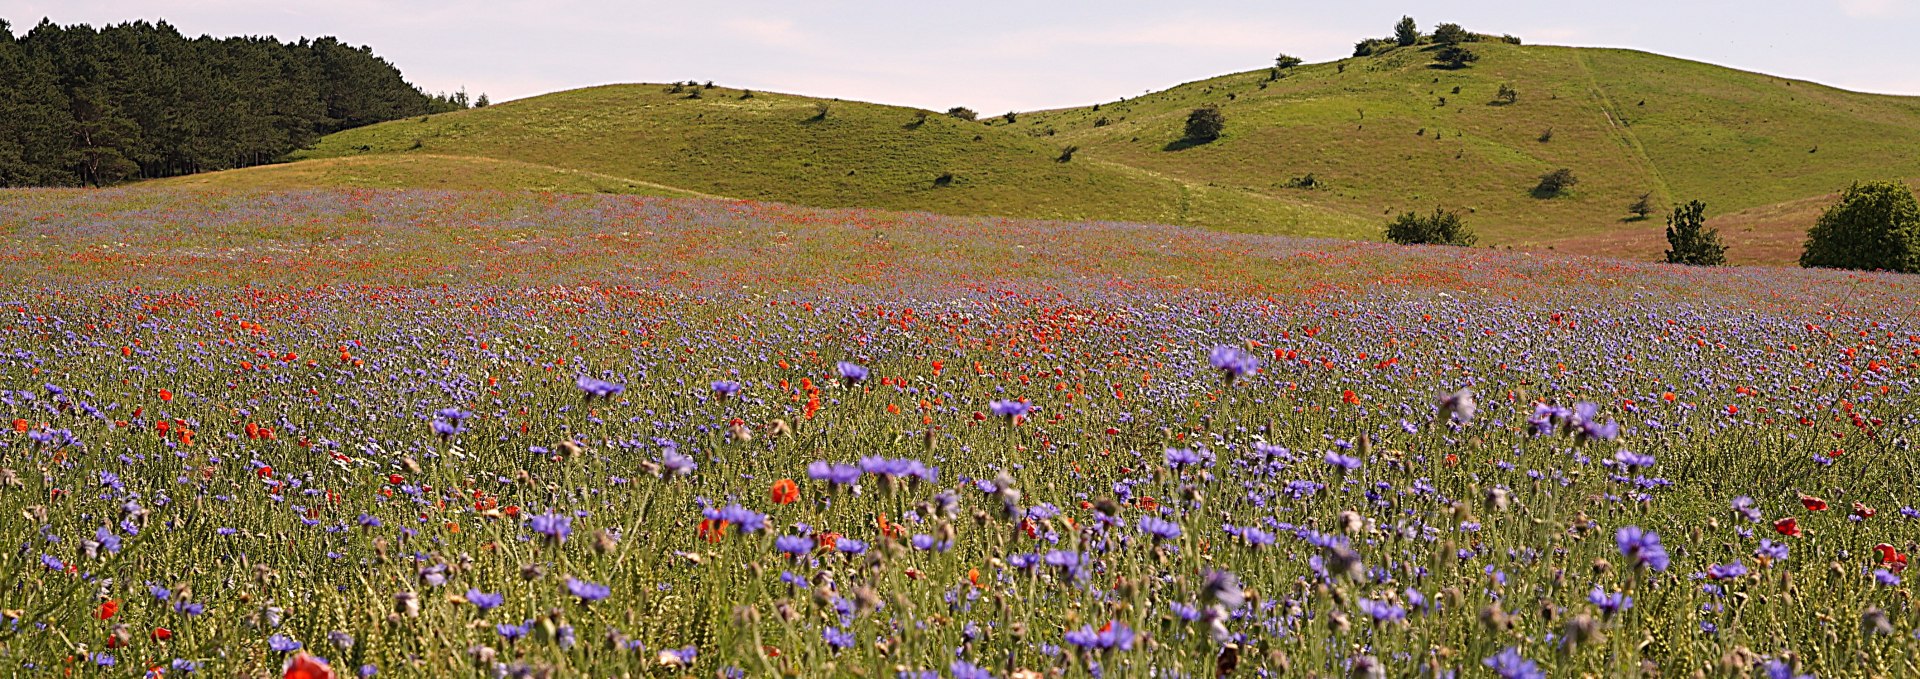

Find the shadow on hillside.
[{"left": 1162, "top": 137, "right": 1215, "bottom": 152}]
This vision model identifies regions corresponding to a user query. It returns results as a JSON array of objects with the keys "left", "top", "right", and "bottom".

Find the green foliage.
[
  {"left": 1385, "top": 207, "right": 1476, "bottom": 245},
  {"left": 1432, "top": 23, "right": 1470, "bottom": 45},
  {"left": 1183, "top": 105, "right": 1226, "bottom": 142},
  {"left": 1057, "top": 145, "right": 1078, "bottom": 163},
  {"left": 0, "top": 19, "right": 442, "bottom": 186},
  {"left": 1433, "top": 45, "right": 1480, "bottom": 69},
  {"left": 1799, "top": 181, "right": 1920, "bottom": 273},
  {"left": 1395, "top": 16, "right": 1421, "bottom": 46},
  {"left": 1274, "top": 53, "right": 1303, "bottom": 69},
  {"left": 1663, "top": 200, "right": 1727, "bottom": 265},
  {"left": 1534, "top": 168, "right": 1578, "bottom": 197},
  {"left": 1494, "top": 83, "right": 1518, "bottom": 105},
  {"left": 474, "top": 93, "right": 490, "bottom": 108},
  {"left": 945, "top": 107, "right": 977, "bottom": 121},
  {"left": 1352, "top": 38, "right": 1398, "bottom": 57},
  {"left": 1628, "top": 193, "right": 1654, "bottom": 219}
]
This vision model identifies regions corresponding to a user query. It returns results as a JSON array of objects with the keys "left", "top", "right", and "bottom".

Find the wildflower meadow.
[{"left": 2, "top": 188, "right": 1917, "bottom": 677}]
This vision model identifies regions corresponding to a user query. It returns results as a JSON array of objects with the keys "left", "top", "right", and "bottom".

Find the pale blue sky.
[{"left": 4, "top": 0, "right": 1916, "bottom": 112}]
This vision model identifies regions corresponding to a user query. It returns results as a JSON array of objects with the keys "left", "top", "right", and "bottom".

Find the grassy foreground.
[{"left": 1, "top": 188, "right": 1918, "bottom": 677}]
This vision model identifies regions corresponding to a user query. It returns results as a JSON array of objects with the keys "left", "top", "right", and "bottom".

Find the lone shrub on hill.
[
  {"left": 1434, "top": 46, "right": 1479, "bottom": 69},
  {"left": 1274, "top": 53, "right": 1303, "bottom": 69},
  {"left": 1534, "top": 168, "right": 1577, "bottom": 197},
  {"left": 1183, "top": 106, "right": 1226, "bottom": 142},
  {"left": 1385, "top": 208, "right": 1476, "bottom": 246},
  {"left": 1493, "top": 84, "right": 1518, "bottom": 105},
  {"left": 1395, "top": 16, "right": 1421, "bottom": 46},
  {"left": 1799, "top": 181, "right": 1920, "bottom": 273},
  {"left": 1354, "top": 38, "right": 1398, "bottom": 57},
  {"left": 946, "top": 107, "right": 977, "bottom": 121},
  {"left": 1628, "top": 193, "right": 1654, "bottom": 219},
  {"left": 1664, "top": 200, "right": 1727, "bottom": 266},
  {"left": 1432, "top": 23, "right": 1470, "bottom": 45}
]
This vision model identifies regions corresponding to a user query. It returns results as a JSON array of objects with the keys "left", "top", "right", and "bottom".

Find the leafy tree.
[
  {"left": 1493, "top": 83, "right": 1518, "bottom": 105},
  {"left": 1434, "top": 45, "right": 1479, "bottom": 69},
  {"left": 1663, "top": 200, "right": 1727, "bottom": 266},
  {"left": 1395, "top": 16, "right": 1421, "bottom": 46},
  {"left": 945, "top": 107, "right": 977, "bottom": 121},
  {"left": 1183, "top": 106, "right": 1226, "bottom": 142},
  {"left": 1799, "top": 181, "right": 1920, "bottom": 273},
  {"left": 1385, "top": 208, "right": 1476, "bottom": 246},
  {"left": 1432, "top": 23, "right": 1470, "bottom": 45},
  {"left": 474, "top": 93, "right": 490, "bottom": 107},
  {"left": 1274, "top": 53, "right": 1303, "bottom": 69},
  {"left": 0, "top": 19, "right": 444, "bottom": 185},
  {"left": 1628, "top": 193, "right": 1654, "bottom": 219},
  {"left": 1534, "top": 168, "right": 1577, "bottom": 197}
]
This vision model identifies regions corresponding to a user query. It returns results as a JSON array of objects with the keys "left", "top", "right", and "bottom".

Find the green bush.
[
  {"left": 1533, "top": 168, "right": 1577, "bottom": 197},
  {"left": 1183, "top": 106, "right": 1226, "bottom": 142},
  {"left": 1385, "top": 208, "right": 1476, "bottom": 246},
  {"left": 946, "top": 107, "right": 977, "bottom": 121},
  {"left": 1799, "top": 181, "right": 1920, "bottom": 273},
  {"left": 1274, "top": 53, "right": 1303, "bottom": 69},
  {"left": 1434, "top": 46, "right": 1479, "bottom": 69},
  {"left": 1663, "top": 200, "right": 1727, "bottom": 266},
  {"left": 1353, "top": 38, "right": 1398, "bottom": 57},
  {"left": 1432, "top": 23, "right": 1470, "bottom": 45}
]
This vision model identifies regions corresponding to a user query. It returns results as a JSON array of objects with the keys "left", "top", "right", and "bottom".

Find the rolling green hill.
[{"left": 161, "top": 42, "right": 1920, "bottom": 263}]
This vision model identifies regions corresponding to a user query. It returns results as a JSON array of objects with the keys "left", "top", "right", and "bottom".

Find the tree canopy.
[
  {"left": 1799, "top": 181, "right": 1920, "bottom": 273},
  {"left": 0, "top": 19, "right": 462, "bottom": 187}
]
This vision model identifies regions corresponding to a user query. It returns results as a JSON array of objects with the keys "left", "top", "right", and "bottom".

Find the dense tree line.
[{"left": 0, "top": 18, "right": 464, "bottom": 187}]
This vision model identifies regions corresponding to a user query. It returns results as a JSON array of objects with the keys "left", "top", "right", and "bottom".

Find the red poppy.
[
  {"left": 1852, "top": 502, "right": 1876, "bottom": 520},
  {"left": 1799, "top": 495, "right": 1828, "bottom": 512},
  {"left": 1773, "top": 517, "right": 1801, "bottom": 537},
  {"left": 1874, "top": 543, "right": 1908, "bottom": 573},
  {"left": 769, "top": 478, "right": 799, "bottom": 505},
  {"left": 1342, "top": 389, "right": 1360, "bottom": 405},
  {"left": 697, "top": 519, "right": 730, "bottom": 543},
  {"left": 157, "top": 389, "right": 173, "bottom": 402},
  {"left": 283, "top": 653, "right": 335, "bottom": 679},
  {"left": 151, "top": 627, "right": 172, "bottom": 642},
  {"left": 97, "top": 600, "right": 119, "bottom": 620},
  {"left": 9, "top": 418, "right": 26, "bottom": 433},
  {"left": 815, "top": 532, "right": 840, "bottom": 551}
]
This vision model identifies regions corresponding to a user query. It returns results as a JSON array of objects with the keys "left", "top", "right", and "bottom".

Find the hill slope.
[
  {"left": 163, "top": 43, "right": 1920, "bottom": 264},
  {"left": 283, "top": 85, "right": 1370, "bottom": 239}
]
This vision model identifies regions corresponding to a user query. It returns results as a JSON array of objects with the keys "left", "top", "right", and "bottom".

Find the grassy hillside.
[
  {"left": 143, "top": 155, "right": 711, "bottom": 198},
  {"left": 1018, "top": 44, "right": 1920, "bottom": 253},
  {"left": 149, "top": 43, "right": 1920, "bottom": 264},
  {"left": 284, "top": 85, "right": 1369, "bottom": 239}
]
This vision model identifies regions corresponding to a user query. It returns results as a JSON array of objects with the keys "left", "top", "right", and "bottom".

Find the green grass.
[
  {"left": 142, "top": 155, "right": 711, "bottom": 198},
  {"left": 284, "top": 85, "right": 1369, "bottom": 239},
  {"left": 143, "top": 44, "right": 1920, "bottom": 259}
]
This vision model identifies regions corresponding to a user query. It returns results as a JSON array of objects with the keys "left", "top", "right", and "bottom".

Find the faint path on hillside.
[{"left": 1573, "top": 51, "right": 1675, "bottom": 208}]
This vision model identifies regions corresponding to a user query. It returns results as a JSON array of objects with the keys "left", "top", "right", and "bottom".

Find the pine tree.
[{"left": 1663, "top": 200, "right": 1727, "bottom": 266}]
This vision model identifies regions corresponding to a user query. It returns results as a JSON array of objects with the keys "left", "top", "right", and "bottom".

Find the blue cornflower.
[
  {"left": 808, "top": 461, "right": 863, "bottom": 485},
  {"left": 1207, "top": 345, "right": 1260, "bottom": 382},
  {"left": 1358, "top": 598, "right": 1407, "bottom": 623},
  {"left": 988, "top": 399, "right": 1030, "bottom": 419},
  {"left": 1063, "top": 621, "right": 1134, "bottom": 651},
  {"left": 1164, "top": 448, "right": 1202, "bottom": 467},
  {"left": 836, "top": 362, "right": 869, "bottom": 384},
  {"left": 466, "top": 589, "right": 504, "bottom": 611},
  {"left": 1587, "top": 587, "right": 1632, "bottom": 617},
  {"left": 950, "top": 660, "right": 995, "bottom": 679},
  {"left": 268, "top": 635, "right": 302, "bottom": 652},
  {"left": 530, "top": 512, "right": 572, "bottom": 542},
  {"left": 711, "top": 380, "right": 742, "bottom": 398},
  {"left": 564, "top": 577, "right": 611, "bottom": 602},
  {"left": 575, "top": 376, "right": 625, "bottom": 399},
  {"left": 1615, "top": 526, "right": 1669, "bottom": 571},
  {"left": 1138, "top": 515, "right": 1182, "bottom": 540},
  {"left": 775, "top": 535, "right": 814, "bottom": 557},
  {"left": 1483, "top": 647, "right": 1543, "bottom": 679},
  {"left": 823, "top": 627, "right": 855, "bottom": 651}
]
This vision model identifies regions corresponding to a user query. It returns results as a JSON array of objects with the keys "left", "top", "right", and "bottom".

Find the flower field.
[{"left": 2, "top": 188, "right": 1919, "bottom": 677}]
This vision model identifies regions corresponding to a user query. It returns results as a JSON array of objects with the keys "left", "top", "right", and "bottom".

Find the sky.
[{"left": 3, "top": 0, "right": 1916, "bottom": 113}]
